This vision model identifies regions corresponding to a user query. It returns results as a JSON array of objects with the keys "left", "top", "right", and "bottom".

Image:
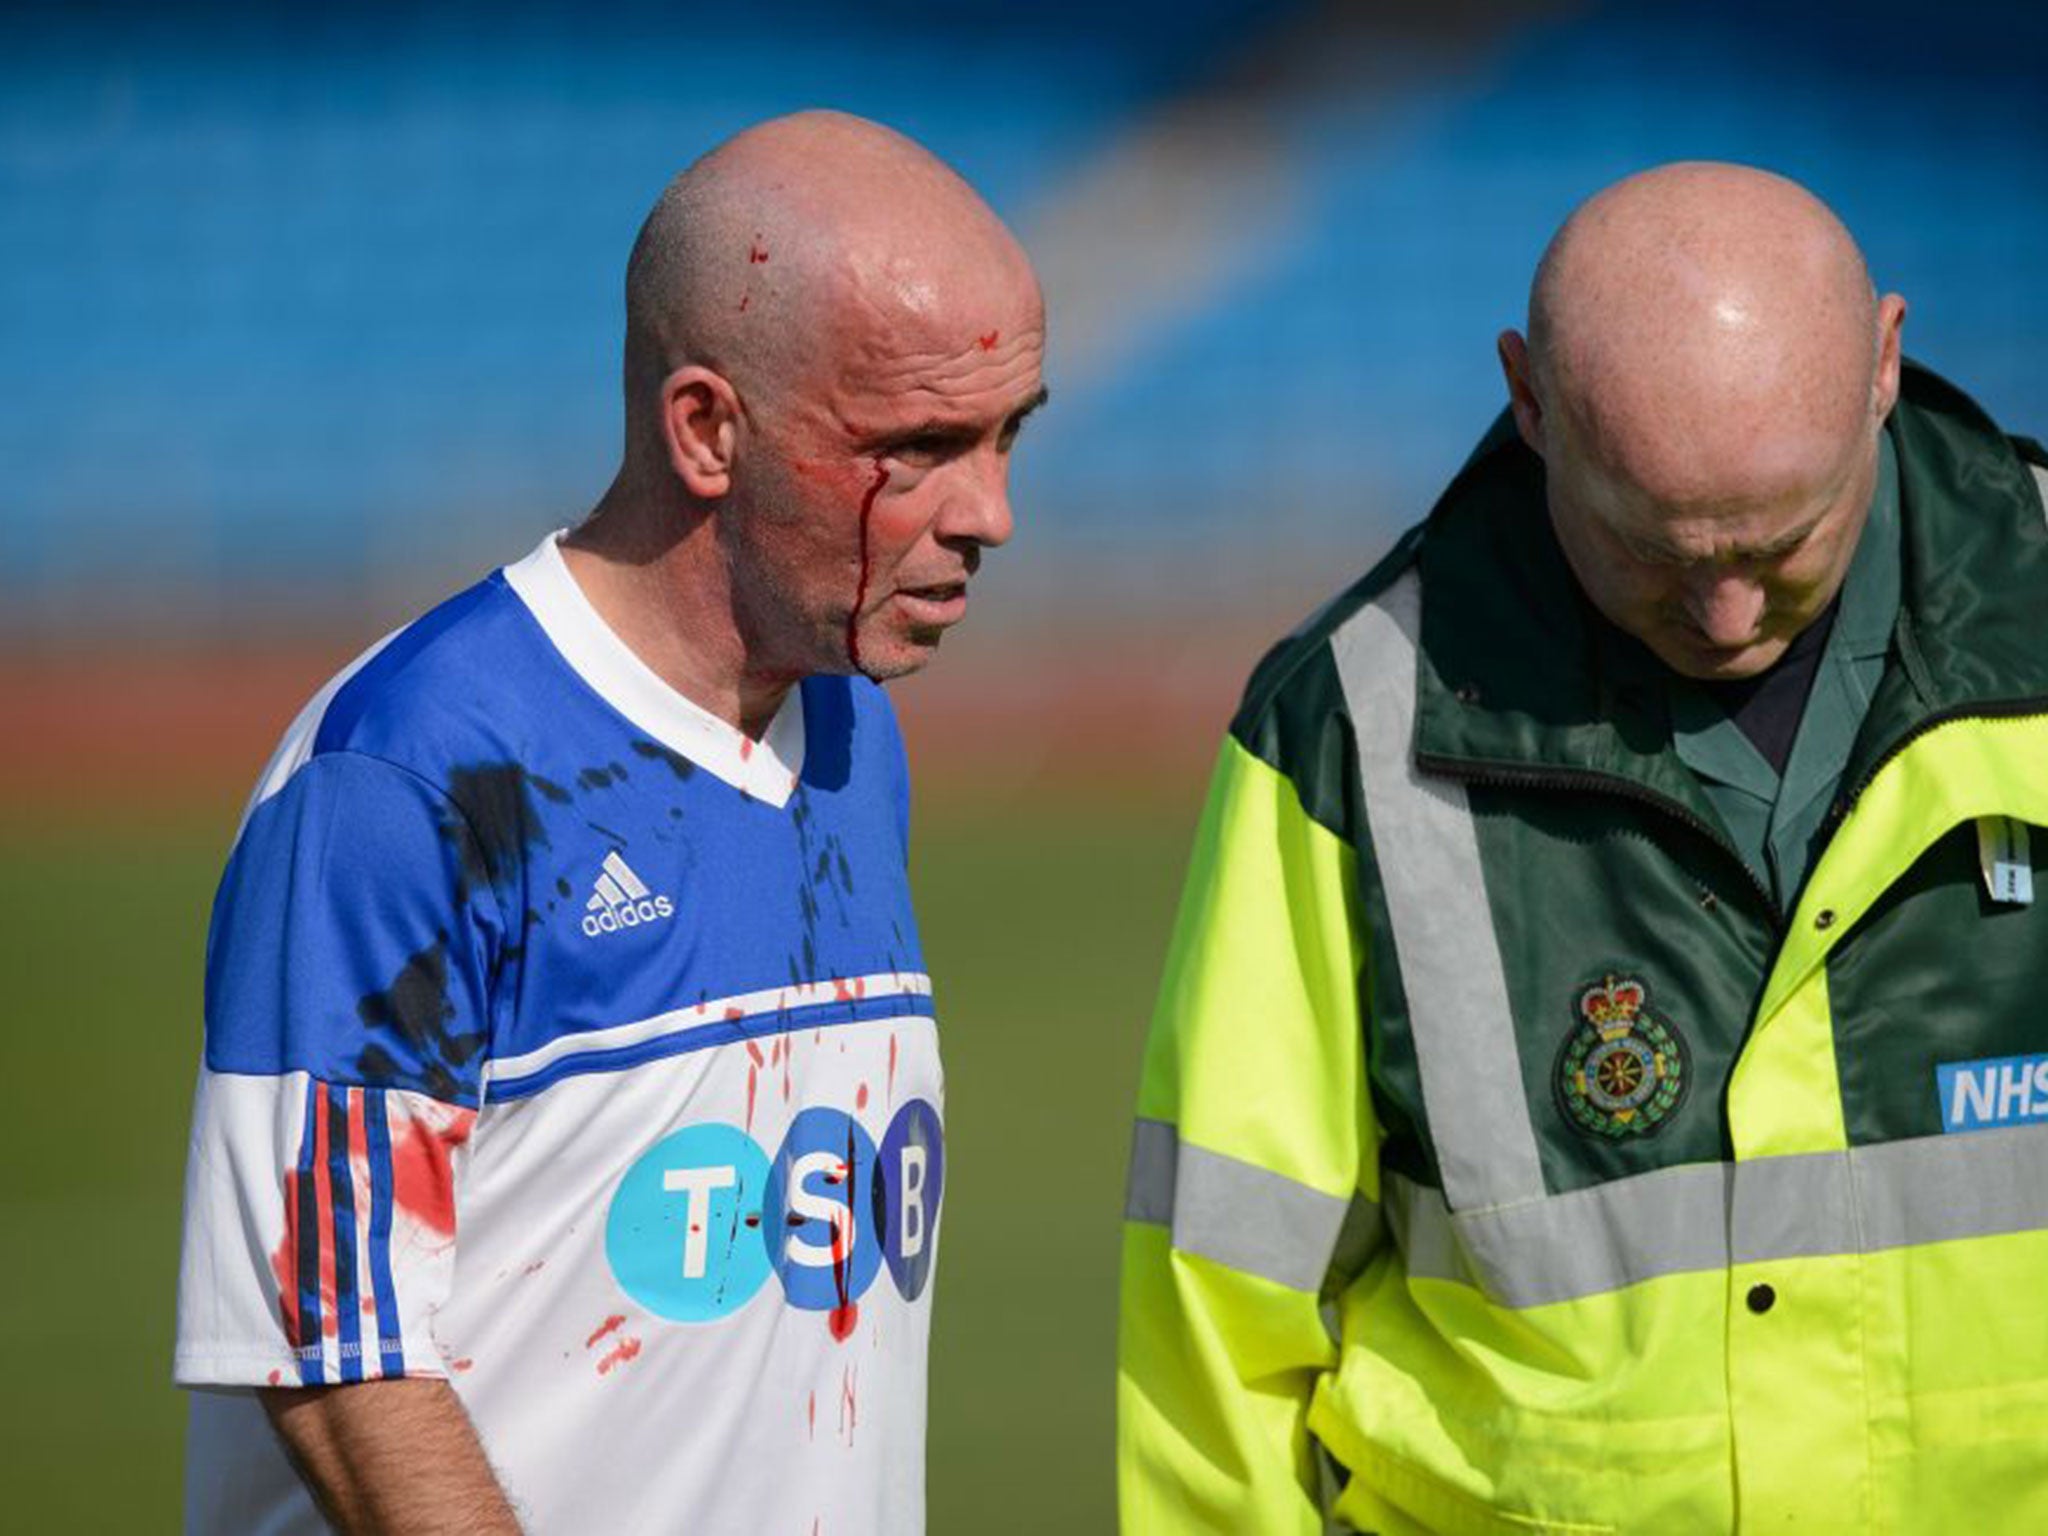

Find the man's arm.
[
  {"left": 1117, "top": 735, "right": 1379, "bottom": 1533},
  {"left": 175, "top": 753, "right": 509, "bottom": 1523},
  {"left": 262, "top": 1379, "right": 521, "bottom": 1535}
]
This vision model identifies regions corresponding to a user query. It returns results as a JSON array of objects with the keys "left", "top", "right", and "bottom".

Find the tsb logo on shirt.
[{"left": 605, "top": 1100, "right": 945, "bottom": 1324}]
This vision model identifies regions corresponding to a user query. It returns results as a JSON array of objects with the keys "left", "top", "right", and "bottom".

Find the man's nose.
[
  {"left": 1679, "top": 568, "right": 1766, "bottom": 644},
  {"left": 938, "top": 455, "right": 1015, "bottom": 550}
]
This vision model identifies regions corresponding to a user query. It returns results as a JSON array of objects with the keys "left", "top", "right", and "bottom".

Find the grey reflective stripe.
[
  {"left": 1125, "top": 1116, "right": 1178, "bottom": 1226},
  {"left": 1124, "top": 1117, "right": 1377, "bottom": 1293},
  {"left": 1729, "top": 1151, "right": 1858, "bottom": 1263},
  {"left": 1388, "top": 1121, "right": 2048, "bottom": 1308},
  {"left": 1390, "top": 1163, "right": 1734, "bottom": 1306},
  {"left": 1319, "top": 1183, "right": 1391, "bottom": 1341},
  {"left": 2030, "top": 463, "right": 2048, "bottom": 529},
  {"left": 1330, "top": 570, "right": 1546, "bottom": 1209},
  {"left": 1855, "top": 1123, "right": 2048, "bottom": 1249}
]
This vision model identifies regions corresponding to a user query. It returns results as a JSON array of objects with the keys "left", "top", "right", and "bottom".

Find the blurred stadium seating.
[{"left": 4, "top": 0, "right": 2043, "bottom": 634}]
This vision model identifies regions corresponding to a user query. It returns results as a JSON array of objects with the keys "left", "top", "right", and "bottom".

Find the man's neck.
[{"left": 560, "top": 492, "right": 793, "bottom": 739}]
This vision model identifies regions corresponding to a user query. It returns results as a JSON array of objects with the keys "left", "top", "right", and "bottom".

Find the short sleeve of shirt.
[{"left": 175, "top": 750, "right": 505, "bottom": 1388}]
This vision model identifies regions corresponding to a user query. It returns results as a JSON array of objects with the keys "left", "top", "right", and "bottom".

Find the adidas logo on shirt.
[{"left": 581, "top": 852, "right": 675, "bottom": 938}]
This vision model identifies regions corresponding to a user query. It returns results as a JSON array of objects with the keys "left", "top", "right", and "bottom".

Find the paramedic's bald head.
[{"left": 1498, "top": 162, "right": 1907, "bottom": 679}]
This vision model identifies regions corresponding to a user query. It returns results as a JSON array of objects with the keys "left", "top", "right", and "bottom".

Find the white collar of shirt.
[{"left": 502, "top": 530, "right": 805, "bottom": 807}]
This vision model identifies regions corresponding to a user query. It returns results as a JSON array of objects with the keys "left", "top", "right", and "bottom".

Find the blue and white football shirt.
[{"left": 176, "top": 533, "right": 945, "bottom": 1535}]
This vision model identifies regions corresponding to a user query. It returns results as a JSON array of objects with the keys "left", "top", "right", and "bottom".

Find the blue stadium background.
[{"left": 5, "top": 0, "right": 2045, "bottom": 630}]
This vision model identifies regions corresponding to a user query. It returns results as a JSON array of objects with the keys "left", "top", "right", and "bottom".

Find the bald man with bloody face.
[
  {"left": 176, "top": 113, "right": 1042, "bottom": 1535},
  {"left": 1121, "top": 163, "right": 2048, "bottom": 1533},
  {"left": 577, "top": 113, "right": 1046, "bottom": 715}
]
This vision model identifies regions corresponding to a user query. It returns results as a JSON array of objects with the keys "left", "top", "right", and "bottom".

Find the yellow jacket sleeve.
[{"left": 1119, "top": 737, "right": 1377, "bottom": 1533}]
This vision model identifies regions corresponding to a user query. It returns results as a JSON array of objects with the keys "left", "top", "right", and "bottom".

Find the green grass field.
[{"left": 2, "top": 779, "right": 1200, "bottom": 1532}]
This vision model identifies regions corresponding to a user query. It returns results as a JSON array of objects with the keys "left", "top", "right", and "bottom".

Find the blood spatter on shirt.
[
  {"left": 585, "top": 1314, "right": 627, "bottom": 1349},
  {"left": 838, "top": 1362, "right": 859, "bottom": 1441},
  {"left": 630, "top": 740, "right": 697, "bottom": 782},
  {"left": 271, "top": 1169, "right": 306, "bottom": 1348},
  {"left": 577, "top": 764, "right": 621, "bottom": 791},
  {"left": 388, "top": 1102, "right": 475, "bottom": 1240},
  {"left": 594, "top": 1337, "right": 641, "bottom": 1375},
  {"left": 312, "top": 1094, "right": 339, "bottom": 1337},
  {"left": 584, "top": 817, "right": 631, "bottom": 848},
  {"left": 437, "top": 763, "right": 566, "bottom": 899},
  {"left": 826, "top": 1122, "right": 860, "bottom": 1341},
  {"left": 354, "top": 939, "right": 487, "bottom": 1104}
]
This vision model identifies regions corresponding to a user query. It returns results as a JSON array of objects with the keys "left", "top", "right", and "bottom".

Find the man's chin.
[
  {"left": 1654, "top": 633, "right": 1789, "bottom": 681},
  {"left": 848, "top": 626, "right": 946, "bottom": 683}
]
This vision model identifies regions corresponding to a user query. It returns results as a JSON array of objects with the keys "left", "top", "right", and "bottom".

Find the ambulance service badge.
[{"left": 1554, "top": 971, "right": 1689, "bottom": 1138}]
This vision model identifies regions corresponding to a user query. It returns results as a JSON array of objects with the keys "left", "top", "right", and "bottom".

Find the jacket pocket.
[{"left": 1332, "top": 1439, "right": 1616, "bottom": 1536}]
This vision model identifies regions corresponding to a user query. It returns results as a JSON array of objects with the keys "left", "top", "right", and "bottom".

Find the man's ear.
[
  {"left": 1498, "top": 329, "right": 1547, "bottom": 459},
  {"left": 659, "top": 365, "right": 741, "bottom": 498},
  {"left": 1871, "top": 293, "right": 1908, "bottom": 423}
]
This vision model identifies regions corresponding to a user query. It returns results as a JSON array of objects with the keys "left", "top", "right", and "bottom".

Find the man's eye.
[{"left": 889, "top": 436, "right": 955, "bottom": 464}]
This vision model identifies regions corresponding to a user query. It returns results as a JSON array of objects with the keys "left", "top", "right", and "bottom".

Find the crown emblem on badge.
[
  {"left": 1580, "top": 976, "right": 1646, "bottom": 1027},
  {"left": 1554, "top": 970, "right": 1689, "bottom": 1139}
]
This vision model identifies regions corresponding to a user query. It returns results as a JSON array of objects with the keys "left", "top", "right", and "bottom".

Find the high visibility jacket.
[{"left": 1119, "top": 364, "right": 2048, "bottom": 1534}]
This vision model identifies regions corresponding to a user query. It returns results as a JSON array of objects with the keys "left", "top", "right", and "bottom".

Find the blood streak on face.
[{"left": 844, "top": 459, "right": 891, "bottom": 673}]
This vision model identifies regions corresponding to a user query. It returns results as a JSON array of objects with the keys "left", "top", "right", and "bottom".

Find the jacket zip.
[
  {"left": 1422, "top": 701, "right": 2048, "bottom": 941},
  {"left": 1415, "top": 753, "right": 1783, "bottom": 925}
]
